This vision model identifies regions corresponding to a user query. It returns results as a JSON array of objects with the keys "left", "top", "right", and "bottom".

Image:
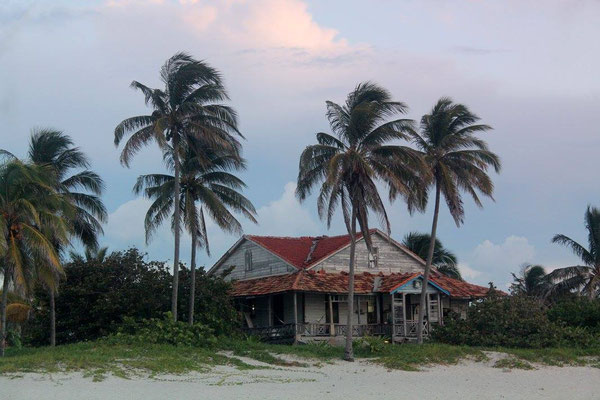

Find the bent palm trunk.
[
  {"left": 344, "top": 208, "right": 357, "bottom": 361},
  {"left": 171, "top": 134, "right": 181, "bottom": 321},
  {"left": 188, "top": 230, "right": 197, "bottom": 325},
  {"left": 417, "top": 181, "right": 441, "bottom": 344},
  {"left": 0, "top": 274, "right": 8, "bottom": 357}
]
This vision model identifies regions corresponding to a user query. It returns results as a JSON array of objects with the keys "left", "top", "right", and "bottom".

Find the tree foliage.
[
  {"left": 402, "top": 231, "right": 462, "bottom": 280},
  {"left": 24, "top": 248, "right": 238, "bottom": 345}
]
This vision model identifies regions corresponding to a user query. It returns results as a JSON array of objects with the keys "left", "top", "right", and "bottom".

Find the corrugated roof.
[
  {"left": 247, "top": 229, "right": 376, "bottom": 269},
  {"left": 230, "top": 270, "right": 495, "bottom": 299}
]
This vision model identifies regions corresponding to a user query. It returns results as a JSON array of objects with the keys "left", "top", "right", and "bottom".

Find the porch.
[{"left": 238, "top": 283, "right": 447, "bottom": 343}]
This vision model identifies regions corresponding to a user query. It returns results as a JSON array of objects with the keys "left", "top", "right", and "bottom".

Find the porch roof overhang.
[{"left": 230, "top": 270, "right": 494, "bottom": 299}]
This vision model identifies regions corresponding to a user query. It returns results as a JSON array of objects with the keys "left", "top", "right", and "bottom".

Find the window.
[
  {"left": 368, "top": 247, "right": 379, "bottom": 268},
  {"left": 244, "top": 249, "right": 253, "bottom": 271}
]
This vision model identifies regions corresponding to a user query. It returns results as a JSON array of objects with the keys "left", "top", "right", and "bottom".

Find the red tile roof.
[
  {"left": 246, "top": 230, "right": 376, "bottom": 269},
  {"left": 230, "top": 270, "right": 494, "bottom": 299}
]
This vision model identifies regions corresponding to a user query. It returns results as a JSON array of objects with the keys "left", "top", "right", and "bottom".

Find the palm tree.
[
  {"left": 509, "top": 263, "right": 548, "bottom": 297},
  {"left": 0, "top": 160, "right": 69, "bottom": 356},
  {"left": 296, "top": 82, "right": 425, "bottom": 361},
  {"left": 402, "top": 232, "right": 462, "bottom": 280},
  {"left": 547, "top": 206, "right": 600, "bottom": 299},
  {"left": 69, "top": 246, "right": 109, "bottom": 264},
  {"left": 114, "top": 52, "right": 241, "bottom": 321},
  {"left": 406, "top": 98, "right": 501, "bottom": 344},
  {"left": 134, "top": 143, "right": 256, "bottom": 324},
  {"left": 3, "top": 129, "right": 107, "bottom": 346}
]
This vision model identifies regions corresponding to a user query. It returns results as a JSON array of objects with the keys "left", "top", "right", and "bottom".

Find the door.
[{"left": 272, "top": 294, "right": 285, "bottom": 326}]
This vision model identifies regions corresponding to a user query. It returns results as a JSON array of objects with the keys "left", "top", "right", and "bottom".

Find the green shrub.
[
  {"left": 25, "top": 248, "right": 239, "bottom": 346},
  {"left": 355, "top": 335, "right": 387, "bottom": 354},
  {"left": 107, "top": 313, "right": 218, "bottom": 347},
  {"left": 548, "top": 298, "right": 600, "bottom": 331},
  {"left": 433, "top": 295, "right": 600, "bottom": 348}
]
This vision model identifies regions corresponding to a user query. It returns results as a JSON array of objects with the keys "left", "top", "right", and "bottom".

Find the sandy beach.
[{"left": 1, "top": 353, "right": 598, "bottom": 400}]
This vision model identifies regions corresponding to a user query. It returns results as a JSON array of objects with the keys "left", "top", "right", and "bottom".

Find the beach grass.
[{"left": 1, "top": 339, "right": 599, "bottom": 380}]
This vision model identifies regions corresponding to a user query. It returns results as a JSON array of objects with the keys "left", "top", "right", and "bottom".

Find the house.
[{"left": 209, "top": 229, "right": 491, "bottom": 343}]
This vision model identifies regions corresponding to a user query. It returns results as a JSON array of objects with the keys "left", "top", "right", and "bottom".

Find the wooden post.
[
  {"left": 268, "top": 295, "right": 272, "bottom": 327},
  {"left": 402, "top": 293, "right": 407, "bottom": 338},
  {"left": 328, "top": 294, "right": 334, "bottom": 336},
  {"left": 437, "top": 292, "right": 442, "bottom": 325},
  {"left": 293, "top": 292, "right": 298, "bottom": 344},
  {"left": 376, "top": 295, "right": 381, "bottom": 324},
  {"left": 425, "top": 293, "right": 431, "bottom": 334},
  {"left": 357, "top": 295, "right": 361, "bottom": 325}
]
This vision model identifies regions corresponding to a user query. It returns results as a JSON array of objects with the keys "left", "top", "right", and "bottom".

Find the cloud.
[
  {"left": 462, "top": 236, "right": 536, "bottom": 288},
  {"left": 458, "top": 263, "right": 482, "bottom": 280},
  {"left": 248, "top": 181, "right": 320, "bottom": 236}
]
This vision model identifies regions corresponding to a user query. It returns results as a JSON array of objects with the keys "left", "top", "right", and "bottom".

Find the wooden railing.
[
  {"left": 295, "top": 323, "right": 392, "bottom": 337},
  {"left": 243, "top": 321, "right": 438, "bottom": 342},
  {"left": 243, "top": 323, "right": 296, "bottom": 343}
]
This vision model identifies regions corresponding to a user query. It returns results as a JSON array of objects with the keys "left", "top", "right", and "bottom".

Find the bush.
[
  {"left": 355, "top": 335, "right": 387, "bottom": 354},
  {"left": 433, "top": 295, "right": 600, "bottom": 348},
  {"left": 548, "top": 298, "right": 600, "bottom": 332},
  {"left": 106, "top": 313, "right": 218, "bottom": 347},
  {"left": 24, "top": 248, "right": 239, "bottom": 346}
]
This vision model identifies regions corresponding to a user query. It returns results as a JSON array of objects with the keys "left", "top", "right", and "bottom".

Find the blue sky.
[{"left": 1, "top": 0, "right": 599, "bottom": 289}]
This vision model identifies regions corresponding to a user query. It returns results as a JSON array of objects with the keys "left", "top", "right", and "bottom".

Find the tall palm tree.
[
  {"left": 5, "top": 129, "right": 107, "bottom": 346},
  {"left": 114, "top": 52, "right": 242, "bottom": 321},
  {"left": 134, "top": 143, "right": 256, "bottom": 323},
  {"left": 509, "top": 263, "right": 548, "bottom": 298},
  {"left": 406, "top": 98, "right": 501, "bottom": 344},
  {"left": 296, "top": 82, "right": 425, "bottom": 361},
  {"left": 548, "top": 206, "right": 600, "bottom": 299},
  {"left": 402, "top": 231, "right": 462, "bottom": 280},
  {"left": 0, "top": 160, "right": 69, "bottom": 356}
]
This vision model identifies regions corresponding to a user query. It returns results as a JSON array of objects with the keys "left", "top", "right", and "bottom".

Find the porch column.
[
  {"left": 357, "top": 296, "right": 361, "bottom": 325},
  {"left": 426, "top": 293, "right": 431, "bottom": 333},
  {"left": 328, "top": 294, "right": 334, "bottom": 337},
  {"left": 391, "top": 293, "right": 395, "bottom": 342},
  {"left": 376, "top": 294, "right": 381, "bottom": 324},
  {"left": 402, "top": 293, "right": 407, "bottom": 337},
  {"left": 293, "top": 292, "right": 299, "bottom": 343},
  {"left": 437, "top": 293, "right": 442, "bottom": 325},
  {"left": 268, "top": 295, "right": 272, "bottom": 326}
]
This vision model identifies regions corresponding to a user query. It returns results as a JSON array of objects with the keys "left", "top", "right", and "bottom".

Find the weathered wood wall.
[
  {"left": 312, "top": 233, "right": 425, "bottom": 274},
  {"left": 213, "top": 239, "right": 296, "bottom": 281}
]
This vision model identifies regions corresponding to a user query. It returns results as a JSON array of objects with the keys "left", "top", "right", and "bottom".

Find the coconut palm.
[
  {"left": 134, "top": 143, "right": 256, "bottom": 323},
  {"left": 406, "top": 98, "right": 501, "bottom": 344},
  {"left": 114, "top": 52, "right": 241, "bottom": 321},
  {"left": 5, "top": 129, "right": 107, "bottom": 346},
  {"left": 0, "top": 160, "right": 69, "bottom": 356},
  {"left": 402, "top": 232, "right": 462, "bottom": 280},
  {"left": 548, "top": 206, "right": 600, "bottom": 299},
  {"left": 296, "top": 82, "right": 426, "bottom": 361},
  {"left": 69, "top": 246, "right": 109, "bottom": 264},
  {"left": 510, "top": 264, "right": 549, "bottom": 298}
]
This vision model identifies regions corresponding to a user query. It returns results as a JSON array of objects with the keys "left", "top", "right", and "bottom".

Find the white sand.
[{"left": 1, "top": 353, "right": 599, "bottom": 400}]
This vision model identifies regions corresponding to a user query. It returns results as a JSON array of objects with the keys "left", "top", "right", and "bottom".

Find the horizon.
[{"left": 2, "top": 0, "right": 600, "bottom": 289}]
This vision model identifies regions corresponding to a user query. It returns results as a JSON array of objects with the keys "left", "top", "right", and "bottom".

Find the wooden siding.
[
  {"left": 312, "top": 233, "right": 424, "bottom": 274},
  {"left": 213, "top": 239, "right": 296, "bottom": 281}
]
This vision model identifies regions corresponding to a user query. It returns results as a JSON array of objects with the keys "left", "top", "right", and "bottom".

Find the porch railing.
[{"left": 243, "top": 321, "right": 439, "bottom": 342}]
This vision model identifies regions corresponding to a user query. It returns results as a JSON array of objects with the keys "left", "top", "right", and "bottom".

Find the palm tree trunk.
[
  {"left": 171, "top": 133, "right": 182, "bottom": 322},
  {"left": 417, "top": 180, "right": 441, "bottom": 344},
  {"left": 188, "top": 229, "right": 197, "bottom": 325},
  {"left": 344, "top": 206, "right": 358, "bottom": 361},
  {"left": 49, "top": 289, "right": 56, "bottom": 347},
  {"left": 0, "top": 273, "right": 9, "bottom": 357}
]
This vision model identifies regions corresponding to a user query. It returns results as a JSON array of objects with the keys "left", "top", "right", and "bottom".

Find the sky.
[{"left": 1, "top": 0, "right": 599, "bottom": 289}]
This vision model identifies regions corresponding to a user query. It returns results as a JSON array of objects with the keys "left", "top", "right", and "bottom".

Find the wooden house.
[{"left": 209, "top": 229, "right": 491, "bottom": 343}]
